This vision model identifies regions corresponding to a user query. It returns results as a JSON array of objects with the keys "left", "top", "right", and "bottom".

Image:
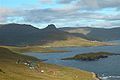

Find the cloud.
[
  {"left": 40, "top": 0, "right": 53, "bottom": 4},
  {"left": 75, "top": 0, "right": 120, "bottom": 10},
  {"left": 0, "top": 8, "right": 25, "bottom": 23},
  {"left": 105, "top": 14, "right": 120, "bottom": 21},
  {"left": 91, "top": 20, "right": 120, "bottom": 28},
  {"left": 0, "top": 0, "right": 120, "bottom": 28},
  {"left": 84, "top": 12, "right": 120, "bottom": 21},
  {"left": 58, "top": 0, "right": 120, "bottom": 11},
  {"left": 52, "top": 5, "right": 79, "bottom": 12},
  {"left": 98, "top": 0, "right": 120, "bottom": 9},
  {"left": 0, "top": 8, "right": 15, "bottom": 22},
  {"left": 58, "top": 0, "right": 75, "bottom": 4},
  {"left": 1, "top": 7, "right": 120, "bottom": 28}
]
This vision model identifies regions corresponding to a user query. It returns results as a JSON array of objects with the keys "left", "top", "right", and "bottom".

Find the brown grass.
[{"left": 43, "top": 37, "right": 110, "bottom": 47}]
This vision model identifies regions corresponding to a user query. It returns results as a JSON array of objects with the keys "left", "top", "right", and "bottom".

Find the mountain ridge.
[
  {"left": 60, "top": 27, "right": 120, "bottom": 41},
  {"left": 0, "top": 23, "right": 110, "bottom": 46}
]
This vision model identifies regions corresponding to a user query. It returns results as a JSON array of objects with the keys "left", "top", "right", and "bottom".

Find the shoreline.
[
  {"left": 91, "top": 72, "right": 101, "bottom": 80},
  {"left": 0, "top": 47, "right": 100, "bottom": 80},
  {"left": 41, "top": 44, "right": 113, "bottom": 48}
]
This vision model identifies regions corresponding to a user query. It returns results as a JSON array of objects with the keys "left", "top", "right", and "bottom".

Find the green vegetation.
[
  {"left": 62, "top": 52, "right": 117, "bottom": 61},
  {"left": 0, "top": 46, "right": 69, "bottom": 53},
  {"left": 44, "top": 37, "right": 110, "bottom": 47},
  {"left": 0, "top": 47, "right": 98, "bottom": 80},
  {"left": 0, "top": 47, "right": 38, "bottom": 60}
]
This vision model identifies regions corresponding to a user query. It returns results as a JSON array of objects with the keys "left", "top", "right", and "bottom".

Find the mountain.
[
  {"left": 60, "top": 27, "right": 120, "bottom": 41},
  {"left": 87, "top": 27, "right": 120, "bottom": 41},
  {"left": 0, "top": 24, "right": 38, "bottom": 46},
  {"left": 0, "top": 23, "right": 69, "bottom": 46},
  {"left": 0, "top": 23, "right": 109, "bottom": 46}
]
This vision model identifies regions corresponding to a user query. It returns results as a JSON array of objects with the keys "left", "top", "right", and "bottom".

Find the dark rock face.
[
  {"left": 45, "top": 24, "right": 57, "bottom": 30},
  {"left": 43, "top": 24, "right": 59, "bottom": 32}
]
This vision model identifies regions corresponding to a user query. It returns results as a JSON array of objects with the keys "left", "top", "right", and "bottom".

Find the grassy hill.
[
  {"left": 44, "top": 37, "right": 110, "bottom": 47},
  {"left": 1, "top": 46, "right": 69, "bottom": 53},
  {"left": 0, "top": 47, "right": 99, "bottom": 80}
]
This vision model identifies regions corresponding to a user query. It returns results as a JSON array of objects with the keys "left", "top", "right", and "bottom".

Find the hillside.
[
  {"left": 59, "top": 27, "right": 92, "bottom": 35},
  {"left": 0, "top": 47, "right": 98, "bottom": 80},
  {"left": 43, "top": 37, "right": 109, "bottom": 47},
  {"left": 0, "top": 23, "right": 70, "bottom": 46},
  {"left": 87, "top": 27, "right": 120, "bottom": 41},
  {"left": 0, "top": 23, "right": 108, "bottom": 47},
  {"left": 60, "top": 27, "right": 120, "bottom": 41},
  {"left": 1, "top": 46, "right": 69, "bottom": 53}
]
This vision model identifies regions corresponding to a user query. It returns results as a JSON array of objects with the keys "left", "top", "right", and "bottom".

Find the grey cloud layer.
[
  {"left": 0, "top": 0, "right": 120, "bottom": 27},
  {"left": 58, "top": 0, "right": 120, "bottom": 10},
  {"left": 58, "top": 0, "right": 75, "bottom": 4}
]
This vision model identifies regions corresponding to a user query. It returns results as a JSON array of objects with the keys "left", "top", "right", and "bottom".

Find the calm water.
[
  {"left": 108, "top": 40, "right": 120, "bottom": 45},
  {"left": 25, "top": 41, "right": 120, "bottom": 80}
]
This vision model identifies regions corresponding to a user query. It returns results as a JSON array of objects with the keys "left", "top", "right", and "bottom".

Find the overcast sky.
[{"left": 0, "top": 0, "right": 120, "bottom": 28}]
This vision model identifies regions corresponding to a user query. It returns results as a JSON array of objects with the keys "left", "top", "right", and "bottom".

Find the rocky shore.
[{"left": 91, "top": 72, "right": 101, "bottom": 80}]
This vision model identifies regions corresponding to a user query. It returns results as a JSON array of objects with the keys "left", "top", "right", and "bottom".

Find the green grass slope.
[
  {"left": 0, "top": 47, "right": 99, "bottom": 80},
  {"left": 1, "top": 46, "right": 69, "bottom": 53}
]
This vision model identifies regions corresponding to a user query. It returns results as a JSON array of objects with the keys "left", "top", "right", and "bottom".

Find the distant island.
[{"left": 62, "top": 52, "right": 120, "bottom": 61}]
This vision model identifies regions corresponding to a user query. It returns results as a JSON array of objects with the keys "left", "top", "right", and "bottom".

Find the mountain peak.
[{"left": 44, "top": 24, "right": 57, "bottom": 30}]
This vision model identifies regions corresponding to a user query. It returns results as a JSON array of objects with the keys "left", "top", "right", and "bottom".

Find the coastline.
[
  {"left": 0, "top": 47, "right": 100, "bottom": 80},
  {"left": 91, "top": 72, "right": 101, "bottom": 80}
]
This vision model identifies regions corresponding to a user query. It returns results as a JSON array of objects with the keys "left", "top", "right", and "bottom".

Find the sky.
[{"left": 0, "top": 0, "right": 120, "bottom": 28}]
